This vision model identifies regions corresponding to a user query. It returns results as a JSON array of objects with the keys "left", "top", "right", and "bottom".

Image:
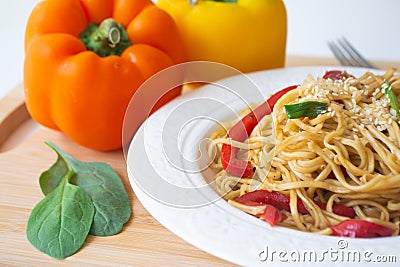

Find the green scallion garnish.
[
  {"left": 284, "top": 101, "right": 329, "bottom": 119},
  {"left": 382, "top": 80, "right": 400, "bottom": 121}
]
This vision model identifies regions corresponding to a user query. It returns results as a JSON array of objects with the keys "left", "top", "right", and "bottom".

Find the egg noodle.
[{"left": 208, "top": 69, "right": 400, "bottom": 236}]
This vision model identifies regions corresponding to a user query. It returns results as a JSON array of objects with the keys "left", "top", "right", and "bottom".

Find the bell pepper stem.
[{"left": 80, "top": 18, "right": 131, "bottom": 57}]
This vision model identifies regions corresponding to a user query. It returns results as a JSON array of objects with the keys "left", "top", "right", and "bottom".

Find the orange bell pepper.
[{"left": 24, "top": 0, "right": 185, "bottom": 151}]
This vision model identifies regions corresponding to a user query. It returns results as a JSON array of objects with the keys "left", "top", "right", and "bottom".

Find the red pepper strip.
[
  {"left": 236, "top": 190, "right": 355, "bottom": 218},
  {"left": 323, "top": 70, "right": 355, "bottom": 81},
  {"left": 232, "top": 201, "right": 287, "bottom": 226},
  {"left": 323, "top": 70, "right": 345, "bottom": 80},
  {"left": 235, "top": 189, "right": 268, "bottom": 204},
  {"left": 267, "top": 85, "right": 300, "bottom": 111},
  {"left": 258, "top": 204, "right": 287, "bottom": 227},
  {"left": 331, "top": 220, "right": 393, "bottom": 238},
  {"left": 221, "top": 85, "right": 298, "bottom": 177},
  {"left": 315, "top": 202, "right": 355, "bottom": 218},
  {"left": 268, "top": 191, "right": 309, "bottom": 214}
]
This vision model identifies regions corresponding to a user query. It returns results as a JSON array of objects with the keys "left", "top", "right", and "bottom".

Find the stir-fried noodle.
[{"left": 208, "top": 69, "right": 400, "bottom": 236}]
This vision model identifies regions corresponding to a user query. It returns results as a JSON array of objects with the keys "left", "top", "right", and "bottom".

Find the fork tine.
[
  {"left": 338, "top": 38, "right": 377, "bottom": 69},
  {"left": 328, "top": 41, "right": 353, "bottom": 66}
]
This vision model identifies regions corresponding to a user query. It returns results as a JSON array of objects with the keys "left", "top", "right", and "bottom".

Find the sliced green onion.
[
  {"left": 284, "top": 101, "right": 329, "bottom": 119},
  {"left": 382, "top": 80, "right": 400, "bottom": 121}
]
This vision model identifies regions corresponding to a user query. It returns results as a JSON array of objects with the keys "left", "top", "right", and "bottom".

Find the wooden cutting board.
[
  {"left": 0, "top": 91, "right": 233, "bottom": 267},
  {"left": 1, "top": 57, "right": 399, "bottom": 266}
]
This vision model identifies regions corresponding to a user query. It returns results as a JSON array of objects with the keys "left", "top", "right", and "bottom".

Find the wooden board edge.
[{"left": 0, "top": 84, "right": 30, "bottom": 146}]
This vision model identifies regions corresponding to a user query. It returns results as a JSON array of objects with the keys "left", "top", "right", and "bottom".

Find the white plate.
[{"left": 126, "top": 66, "right": 399, "bottom": 266}]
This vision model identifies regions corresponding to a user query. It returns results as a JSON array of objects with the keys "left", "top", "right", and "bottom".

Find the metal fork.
[{"left": 328, "top": 38, "right": 377, "bottom": 69}]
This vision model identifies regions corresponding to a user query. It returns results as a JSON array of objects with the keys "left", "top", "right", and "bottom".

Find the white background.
[{"left": 1, "top": 0, "right": 399, "bottom": 99}]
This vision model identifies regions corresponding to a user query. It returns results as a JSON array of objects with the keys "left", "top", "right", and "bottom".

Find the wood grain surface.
[{"left": 1, "top": 57, "right": 399, "bottom": 266}]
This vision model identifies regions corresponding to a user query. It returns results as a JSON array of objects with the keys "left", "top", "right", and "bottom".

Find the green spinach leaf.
[
  {"left": 27, "top": 171, "right": 94, "bottom": 259},
  {"left": 39, "top": 150, "right": 67, "bottom": 195},
  {"left": 39, "top": 142, "right": 131, "bottom": 236}
]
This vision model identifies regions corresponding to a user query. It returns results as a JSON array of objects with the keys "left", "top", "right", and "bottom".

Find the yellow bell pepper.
[{"left": 156, "top": 0, "right": 287, "bottom": 73}]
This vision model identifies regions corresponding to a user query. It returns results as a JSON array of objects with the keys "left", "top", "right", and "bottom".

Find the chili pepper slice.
[
  {"left": 331, "top": 220, "right": 393, "bottom": 238},
  {"left": 236, "top": 190, "right": 355, "bottom": 218},
  {"left": 221, "top": 85, "right": 298, "bottom": 177}
]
